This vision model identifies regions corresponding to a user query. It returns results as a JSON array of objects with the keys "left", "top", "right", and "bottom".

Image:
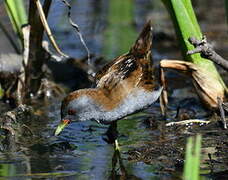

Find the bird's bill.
[{"left": 54, "top": 119, "right": 70, "bottom": 136}]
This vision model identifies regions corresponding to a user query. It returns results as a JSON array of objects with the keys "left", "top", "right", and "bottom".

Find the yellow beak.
[{"left": 54, "top": 119, "right": 70, "bottom": 136}]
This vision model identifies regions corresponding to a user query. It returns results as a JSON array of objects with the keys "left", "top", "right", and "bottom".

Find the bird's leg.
[
  {"left": 114, "top": 139, "right": 120, "bottom": 151},
  {"left": 111, "top": 147, "right": 127, "bottom": 177},
  {"left": 112, "top": 121, "right": 120, "bottom": 151},
  {"left": 104, "top": 121, "right": 120, "bottom": 151}
]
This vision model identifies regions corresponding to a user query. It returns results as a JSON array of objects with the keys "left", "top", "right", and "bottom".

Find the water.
[{"left": 0, "top": 0, "right": 227, "bottom": 179}]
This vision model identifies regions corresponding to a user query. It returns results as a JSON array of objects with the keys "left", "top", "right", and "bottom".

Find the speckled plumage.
[{"left": 60, "top": 21, "right": 162, "bottom": 124}]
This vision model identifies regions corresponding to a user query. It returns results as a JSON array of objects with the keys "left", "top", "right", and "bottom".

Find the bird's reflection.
[
  {"left": 103, "top": 121, "right": 141, "bottom": 179},
  {"left": 109, "top": 149, "right": 142, "bottom": 180}
]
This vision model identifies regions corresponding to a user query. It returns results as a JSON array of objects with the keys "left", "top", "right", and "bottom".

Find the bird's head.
[{"left": 54, "top": 90, "right": 99, "bottom": 136}]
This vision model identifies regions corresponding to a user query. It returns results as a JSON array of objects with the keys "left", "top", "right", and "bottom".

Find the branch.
[{"left": 187, "top": 36, "right": 228, "bottom": 71}]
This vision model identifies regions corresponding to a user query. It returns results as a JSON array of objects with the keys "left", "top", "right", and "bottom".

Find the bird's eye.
[{"left": 68, "top": 109, "right": 76, "bottom": 115}]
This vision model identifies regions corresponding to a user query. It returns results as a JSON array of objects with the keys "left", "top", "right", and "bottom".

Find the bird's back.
[
  {"left": 95, "top": 21, "right": 155, "bottom": 97},
  {"left": 60, "top": 21, "right": 162, "bottom": 123}
]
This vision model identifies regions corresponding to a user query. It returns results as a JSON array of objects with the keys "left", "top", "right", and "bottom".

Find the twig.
[
  {"left": 217, "top": 97, "right": 227, "bottom": 129},
  {"left": 16, "top": 25, "right": 30, "bottom": 105},
  {"left": 35, "top": 0, "right": 69, "bottom": 58},
  {"left": 166, "top": 119, "right": 210, "bottom": 127},
  {"left": 60, "top": 0, "right": 92, "bottom": 73},
  {"left": 187, "top": 36, "right": 228, "bottom": 70},
  {"left": 223, "top": 102, "right": 228, "bottom": 112}
]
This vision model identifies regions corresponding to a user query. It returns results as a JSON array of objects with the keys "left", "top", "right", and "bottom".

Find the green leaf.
[
  {"left": 183, "top": 134, "right": 202, "bottom": 180},
  {"left": 184, "top": 137, "right": 193, "bottom": 180},
  {"left": 182, "top": 0, "right": 201, "bottom": 37},
  {"left": 0, "top": 84, "right": 4, "bottom": 99},
  {"left": 162, "top": 0, "right": 227, "bottom": 91},
  {"left": 4, "top": 0, "right": 27, "bottom": 42},
  {"left": 162, "top": 0, "right": 202, "bottom": 63}
]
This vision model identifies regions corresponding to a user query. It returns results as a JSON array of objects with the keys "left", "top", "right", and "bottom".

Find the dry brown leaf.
[{"left": 160, "top": 60, "right": 226, "bottom": 110}]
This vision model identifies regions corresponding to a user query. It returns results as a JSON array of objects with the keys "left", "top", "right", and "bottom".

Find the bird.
[{"left": 54, "top": 21, "right": 162, "bottom": 149}]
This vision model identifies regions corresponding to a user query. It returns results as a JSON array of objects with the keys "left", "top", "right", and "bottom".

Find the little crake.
[{"left": 55, "top": 21, "right": 162, "bottom": 136}]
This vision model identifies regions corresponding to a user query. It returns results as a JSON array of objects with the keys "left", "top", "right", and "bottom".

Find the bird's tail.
[{"left": 130, "top": 20, "right": 153, "bottom": 57}]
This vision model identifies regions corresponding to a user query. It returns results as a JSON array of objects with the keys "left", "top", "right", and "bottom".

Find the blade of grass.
[
  {"left": 15, "top": 0, "right": 27, "bottom": 25},
  {"left": 4, "top": 0, "right": 27, "bottom": 41},
  {"left": 0, "top": 84, "right": 4, "bottom": 99},
  {"left": 162, "top": 0, "right": 202, "bottom": 62},
  {"left": 182, "top": 0, "right": 201, "bottom": 37},
  {"left": 192, "top": 135, "right": 202, "bottom": 180},
  {"left": 183, "top": 134, "right": 202, "bottom": 180},
  {"left": 184, "top": 136, "right": 193, "bottom": 180}
]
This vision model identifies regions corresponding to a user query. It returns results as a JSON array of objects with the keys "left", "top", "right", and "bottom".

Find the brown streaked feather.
[
  {"left": 130, "top": 20, "right": 153, "bottom": 58},
  {"left": 96, "top": 20, "right": 153, "bottom": 81},
  {"left": 96, "top": 20, "right": 154, "bottom": 92},
  {"left": 95, "top": 57, "right": 156, "bottom": 110},
  {"left": 62, "top": 20, "right": 156, "bottom": 115},
  {"left": 96, "top": 55, "right": 137, "bottom": 90},
  {"left": 95, "top": 54, "right": 128, "bottom": 81}
]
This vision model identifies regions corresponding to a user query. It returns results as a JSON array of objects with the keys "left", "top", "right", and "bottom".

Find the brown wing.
[
  {"left": 96, "top": 54, "right": 138, "bottom": 90},
  {"left": 95, "top": 54, "right": 127, "bottom": 81},
  {"left": 96, "top": 20, "right": 154, "bottom": 92}
]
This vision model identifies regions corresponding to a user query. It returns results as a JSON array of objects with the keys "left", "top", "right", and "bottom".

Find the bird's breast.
[{"left": 93, "top": 87, "right": 163, "bottom": 122}]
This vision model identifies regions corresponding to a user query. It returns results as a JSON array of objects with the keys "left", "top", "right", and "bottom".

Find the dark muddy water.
[{"left": 0, "top": 0, "right": 227, "bottom": 179}]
